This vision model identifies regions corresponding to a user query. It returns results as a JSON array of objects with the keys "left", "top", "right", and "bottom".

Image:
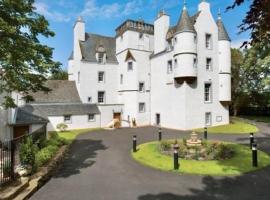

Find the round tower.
[
  {"left": 217, "top": 12, "right": 231, "bottom": 105},
  {"left": 173, "top": 3, "right": 197, "bottom": 84}
]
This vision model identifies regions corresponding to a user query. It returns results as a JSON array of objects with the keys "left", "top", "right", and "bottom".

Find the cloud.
[
  {"left": 80, "top": 0, "right": 143, "bottom": 19},
  {"left": 34, "top": 2, "right": 71, "bottom": 22}
]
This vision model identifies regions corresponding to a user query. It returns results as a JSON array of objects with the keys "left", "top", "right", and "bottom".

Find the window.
[
  {"left": 193, "top": 58, "right": 197, "bottom": 68},
  {"left": 78, "top": 72, "right": 80, "bottom": 83},
  {"left": 174, "top": 59, "right": 178, "bottom": 68},
  {"left": 194, "top": 35, "right": 197, "bottom": 43},
  {"left": 128, "top": 62, "right": 133, "bottom": 71},
  {"left": 174, "top": 37, "right": 177, "bottom": 43},
  {"left": 139, "top": 82, "right": 145, "bottom": 92},
  {"left": 205, "top": 112, "right": 212, "bottom": 126},
  {"left": 205, "top": 34, "right": 212, "bottom": 49},
  {"left": 167, "top": 60, "right": 173, "bottom": 74},
  {"left": 98, "top": 52, "right": 104, "bottom": 63},
  {"left": 98, "top": 91, "right": 105, "bottom": 103},
  {"left": 64, "top": 115, "right": 72, "bottom": 124},
  {"left": 120, "top": 74, "right": 123, "bottom": 84},
  {"left": 139, "top": 102, "right": 145, "bottom": 113},
  {"left": 88, "top": 114, "right": 95, "bottom": 122},
  {"left": 88, "top": 97, "right": 92, "bottom": 103},
  {"left": 204, "top": 83, "right": 212, "bottom": 103},
  {"left": 206, "top": 58, "right": 212, "bottom": 71},
  {"left": 98, "top": 71, "right": 105, "bottom": 83}
]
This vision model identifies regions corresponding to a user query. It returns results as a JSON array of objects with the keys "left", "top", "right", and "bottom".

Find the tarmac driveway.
[{"left": 30, "top": 126, "right": 270, "bottom": 200}]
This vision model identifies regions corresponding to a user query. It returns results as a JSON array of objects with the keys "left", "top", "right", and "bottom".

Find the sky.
[{"left": 35, "top": 0, "right": 251, "bottom": 70}]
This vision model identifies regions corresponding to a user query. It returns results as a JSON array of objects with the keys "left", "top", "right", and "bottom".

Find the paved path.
[{"left": 30, "top": 125, "right": 270, "bottom": 200}]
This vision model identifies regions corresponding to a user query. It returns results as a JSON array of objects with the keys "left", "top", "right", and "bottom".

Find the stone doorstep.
[
  {"left": 0, "top": 178, "right": 29, "bottom": 200},
  {"left": 13, "top": 177, "right": 41, "bottom": 200}
]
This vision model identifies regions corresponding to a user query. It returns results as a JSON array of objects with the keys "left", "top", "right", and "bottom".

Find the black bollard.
[
  {"left": 173, "top": 148, "right": 179, "bottom": 170},
  {"left": 204, "top": 127, "right": 208, "bottom": 140},
  {"left": 158, "top": 128, "right": 162, "bottom": 141},
  {"left": 250, "top": 133, "right": 254, "bottom": 149},
  {"left": 133, "top": 135, "right": 137, "bottom": 152},
  {"left": 252, "top": 143, "right": 258, "bottom": 167}
]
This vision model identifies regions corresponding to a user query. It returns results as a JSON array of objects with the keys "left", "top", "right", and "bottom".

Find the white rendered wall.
[
  {"left": 116, "top": 31, "right": 154, "bottom": 54},
  {"left": 79, "top": 61, "right": 119, "bottom": 104},
  {"left": 47, "top": 114, "right": 101, "bottom": 132},
  {"left": 154, "top": 14, "right": 170, "bottom": 54},
  {"left": 98, "top": 104, "right": 124, "bottom": 127}
]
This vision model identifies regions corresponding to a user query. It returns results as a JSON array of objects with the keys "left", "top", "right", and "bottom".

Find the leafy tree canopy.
[
  {"left": 228, "top": 0, "right": 270, "bottom": 47},
  {"left": 49, "top": 69, "right": 68, "bottom": 80},
  {"left": 0, "top": 0, "right": 61, "bottom": 108}
]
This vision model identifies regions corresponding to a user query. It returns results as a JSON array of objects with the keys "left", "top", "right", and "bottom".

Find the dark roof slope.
[
  {"left": 15, "top": 109, "right": 48, "bottom": 125},
  {"left": 217, "top": 18, "right": 231, "bottom": 41},
  {"left": 80, "top": 33, "right": 118, "bottom": 64},
  {"left": 30, "top": 80, "right": 81, "bottom": 104},
  {"left": 176, "top": 8, "right": 196, "bottom": 33},
  {"left": 15, "top": 103, "right": 100, "bottom": 125}
]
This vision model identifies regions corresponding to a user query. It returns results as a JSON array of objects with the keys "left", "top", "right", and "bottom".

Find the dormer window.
[{"left": 96, "top": 45, "right": 106, "bottom": 64}]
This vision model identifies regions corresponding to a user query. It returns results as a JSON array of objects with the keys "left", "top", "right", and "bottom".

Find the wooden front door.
[
  {"left": 113, "top": 113, "right": 121, "bottom": 128},
  {"left": 13, "top": 126, "right": 29, "bottom": 139}
]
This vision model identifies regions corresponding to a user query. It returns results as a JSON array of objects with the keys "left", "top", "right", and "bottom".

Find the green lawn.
[
  {"left": 240, "top": 115, "right": 270, "bottom": 123},
  {"left": 52, "top": 128, "right": 102, "bottom": 142},
  {"left": 132, "top": 141, "right": 270, "bottom": 176},
  {"left": 195, "top": 118, "right": 258, "bottom": 134}
]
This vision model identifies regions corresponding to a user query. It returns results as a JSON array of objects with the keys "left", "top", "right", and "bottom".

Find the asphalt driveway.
[{"left": 30, "top": 126, "right": 270, "bottom": 200}]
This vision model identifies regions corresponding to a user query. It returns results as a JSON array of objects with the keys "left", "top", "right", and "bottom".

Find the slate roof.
[
  {"left": 30, "top": 80, "right": 81, "bottom": 104},
  {"left": 175, "top": 8, "right": 196, "bottom": 33},
  {"left": 166, "top": 11, "right": 200, "bottom": 40},
  {"left": 15, "top": 103, "right": 100, "bottom": 125},
  {"left": 217, "top": 18, "right": 231, "bottom": 41},
  {"left": 79, "top": 33, "right": 118, "bottom": 64}
]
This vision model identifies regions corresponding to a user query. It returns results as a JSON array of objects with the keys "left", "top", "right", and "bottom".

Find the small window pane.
[
  {"left": 206, "top": 34, "right": 212, "bottom": 49},
  {"left": 204, "top": 83, "right": 212, "bottom": 102},
  {"left": 139, "top": 103, "right": 145, "bottom": 113},
  {"left": 98, "top": 71, "right": 105, "bottom": 82},
  {"left": 167, "top": 60, "right": 173, "bottom": 74},
  {"left": 128, "top": 62, "right": 133, "bottom": 71},
  {"left": 205, "top": 112, "right": 212, "bottom": 126},
  {"left": 139, "top": 82, "right": 145, "bottom": 92},
  {"left": 98, "top": 91, "right": 105, "bottom": 103},
  {"left": 206, "top": 58, "right": 212, "bottom": 71},
  {"left": 88, "top": 97, "right": 92, "bottom": 103},
  {"left": 88, "top": 114, "right": 95, "bottom": 122},
  {"left": 120, "top": 74, "right": 123, "bottom": 84},
  {"left": 64, "top": 115, "right": 72, "bottom": 123}
]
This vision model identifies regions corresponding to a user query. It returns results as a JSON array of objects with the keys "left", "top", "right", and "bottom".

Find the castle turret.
[
  {"left": 173, "top": 3, "right": 197, "bottom": 83},
  {"left": 154, "top": 10, "right": 170, "bottom": 54},
  {"left": 217, "top": 12, "right": 231, "bottom": 104},
  {"left": 73, "top": 16, "right": 85, "bottom": 60}
]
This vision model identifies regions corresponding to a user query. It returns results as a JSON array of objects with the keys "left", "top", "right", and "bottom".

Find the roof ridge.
[{"left": 86, "top": 32, "right": 115, "bottom": 39}]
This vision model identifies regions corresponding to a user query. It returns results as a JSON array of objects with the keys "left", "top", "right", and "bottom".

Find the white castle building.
[
  {"left": 0, "top": 1, "right": 231, "bottom": 141},
  {"left": 68, "top": 0, "right": 231, "bottom": 130}
]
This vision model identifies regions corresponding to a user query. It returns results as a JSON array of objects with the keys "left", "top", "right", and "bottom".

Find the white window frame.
[
  {"left": 167, "top": 60, "right": 173, "bottom": 74},
  {"left": 64, "top": 115, "right": 72, "bottom": 124},
  {"left": 206, "top": 57, "right": 212, "bottom": 71},
  {"left": 205, "top": 33, "right": 212, "bottom": 49},
  {"left": 204, "top": 82, "right": 212, "bottom": 103},
  {"left": 138, "top": 102, "right": 146, "bottom": 113},
  {"left": 128, "top": 61, "right": 133, "bottom": 71},
  {"left": 205, "top": 112, "right": 212, "bottom": 126},
  {"left": 98, "top": 91, "right": 105, "bottom": 104},
  {"left": 88, "top": 114, "right": 95, "bottom": 122},
  {"left": 138, "top": 82, "right": 145, "bottom": 92},
  {"left": 98, "top": 71, "right": 105, "bottom": 83}
]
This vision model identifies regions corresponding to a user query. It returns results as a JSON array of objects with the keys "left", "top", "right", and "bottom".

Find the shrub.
[
  {"left": 214, "top": 144, "right": 235, "bottom": 160},
  {"left": 56, "top": 123, "right": 68, "bottom": 132},
  {"left": 37, "top": 135, "right": 48, "bottom": 149},
  {"left": 19, "top": 137, "right": 38, "bottom": 167},
  {"left": 178, "top": 143, "right": 188, "bottom": 158},
  {"left": 35, "top": 145, "right": 59, "bottom": 167},
  {"left": 160, "top": 141, "right": 172, "bottom": 151}
]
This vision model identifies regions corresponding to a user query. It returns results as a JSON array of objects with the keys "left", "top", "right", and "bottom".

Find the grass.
[
  {"left": 52, "top": 128, "right": 102, "bottom": 142},
  {"left": 240, "top": 115, "right": 270, "bottom": 123},
  {"left": 132, "top": 141, "right": 270, "bottom": 176},
  {"left": 195, "top": 118, "right": 258, "bottom": 134}
]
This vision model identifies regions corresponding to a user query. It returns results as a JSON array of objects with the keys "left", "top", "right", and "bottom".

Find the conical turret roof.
[
  {"left": 175, "top": 7, "right": 196, "bottom": 34},
  {"left": 217, "top": 17, "right": 230, "bottom": 41}
]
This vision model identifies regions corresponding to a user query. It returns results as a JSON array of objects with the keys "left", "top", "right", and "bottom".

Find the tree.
[
  {"left": 0, "top": 0, "right": 61, "bottom": 108},
  {"left": 227, "top": 0, "right": 270, "bottom": 47},
  {"left": 231, "top": 48, "right": 248, "bottom": 116},
  {"left": 49, "top": 69, "right": 68, "bottom": 80}
]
